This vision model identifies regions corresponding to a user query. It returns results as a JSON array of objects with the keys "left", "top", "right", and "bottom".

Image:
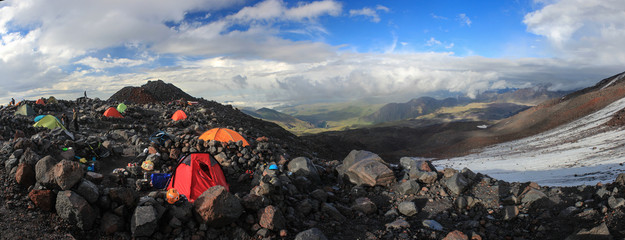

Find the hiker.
[
  {"left": 72, "top": 108, "right": 79, "bottom": 131},
  {"left": 60, "top": 113, "right": 68, "bottom": 128},
  {"left": 10, "top": 98, "right": 15, "bottom": 106},
  {"left": 84, "top": 91, "right": 87, "bottom": 98}
]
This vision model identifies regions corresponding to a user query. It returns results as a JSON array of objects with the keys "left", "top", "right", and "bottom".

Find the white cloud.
[
  {"left": 76, "top": 56, "right": 151, "bottom": 70},
  {"left": 349, "top": 5, "right": 389, "bottom": 23},
  {"left": 230, "top": 0, "right": 341, "bottom": 22},
  {"left": 458, "top": 13, "right": 472, "bottom": 27},
  {"left": 426, "top": 37, "right": 441, "bottom": 46},
  {"left": 431, "top": 13, "right": 448, "bottom": 20},
  {"left": 524, "top": 0, "right": 625, "bottom": 65}
]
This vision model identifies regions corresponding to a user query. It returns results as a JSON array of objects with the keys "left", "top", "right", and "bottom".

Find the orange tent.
[
  {"left": 35, "top": 99, "right": 45, "bottom": 105},
  {"left": 171, "top": 110, "right": 187, "bottom": 121},
  {"left": 199, "top": 128, "right": 249, "bottom": 147},
  {"left": 103, "top": 107, "right": 123, "bottom": 118}
]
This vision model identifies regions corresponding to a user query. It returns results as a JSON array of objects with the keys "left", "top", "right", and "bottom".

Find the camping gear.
[
  {"left": 171, "top": 110, "right": 187, "bottom": 121},
  {"left": 166, "top": 188, "right": 180, "bottom": 204},
  {"left": 116, "top": 103, "right": 127, "bottom": 113},
  {"left": 14, "top": 104, "right": 35, "bottom": 116},
  {"left": 47, "top": 96, "right": 58, "bottom": 104},
  {"left": 151, "top": 173, "right": 171, "bottom": 189},
  {"left": 34, "top": 115, "right": 46, "bottom": 122},
  {"left": 141, "top": 160, "right": 154, "bottom": 171},
  {"left": 149, "top": 131, "right": 173, "bottom": 146},
  {"left": 87, "top": 141, "right": 110, "bottom": 158},
  {"left": 35, "top": 98, "right": 45, "bottom": 105},
  {"left": 268, "top": 164, "right": 278, "bottom": 170},
  {"left": 166, "top": 153, "right": 229, "bottom": 202},
  {"left": 33, "top": 115, "right": 66, "bottom": 130},
  {"left": 103, "top": 107, "right": 123, "bottom": 118},
  {"left": 199, "top": 128, "right": 250, "bottom": 147}
]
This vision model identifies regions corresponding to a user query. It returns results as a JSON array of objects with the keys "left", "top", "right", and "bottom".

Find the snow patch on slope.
[{"left": 432, "top": 96, "right": 625, "bottom": 186}]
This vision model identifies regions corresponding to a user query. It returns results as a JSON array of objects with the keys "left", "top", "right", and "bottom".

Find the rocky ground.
[{"left": 0, "top": 81, "right": 624, "bottom": 240}]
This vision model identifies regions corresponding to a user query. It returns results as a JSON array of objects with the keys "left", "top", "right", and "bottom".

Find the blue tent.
[{"left": 34, "top": 115, "right": 46, "bottom": 122}]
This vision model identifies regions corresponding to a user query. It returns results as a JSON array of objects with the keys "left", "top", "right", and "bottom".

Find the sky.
[{"left": 1, "top": 0, "right": 625, "bottom": 108}]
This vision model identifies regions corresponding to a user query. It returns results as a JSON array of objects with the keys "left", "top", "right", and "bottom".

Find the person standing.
[
  {"left": 60, "top": 113, "right": 68, "bottom": 129},
  {"left": 10, "top": 98, "right": 15, "bottom": 106},
  {"left": 72, "top": 108, "right": 79, "bottom": 131}
]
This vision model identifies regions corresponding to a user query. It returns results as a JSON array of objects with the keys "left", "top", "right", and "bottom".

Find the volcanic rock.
[
  {"left": 294, "top": 228, "right": 328, "bottom": 240},
  {"left": 444, "top": 172, "right": 471, "bottom": 195},
  {"left": 194, "top": 185, "right": 243, "bottom": 227},
  {"left": 131, "top": 205, "right": 159, "bottom": 237},
  {"left": 398, "top": 201, "right": 418, "bottom": 216},
  {"left": 398, "top": 179, "right": 420, "bottom": 195},
  {"left": 55, "top": 190, "right": 96, "bottom": 230},
  {"left": 443, "top": 230, "right": 469, "bottom": 240},
  {"left": 565, "top": 222, "right": 612, "bottom": 240},
  {"left": 28, "top": 189, "right": 55, "bottom": 211},
  {"left": 288, "top": 157, "right": 320, "bottom": 181},
  {"left": 74, "top": 179, "right": 100, "bottom": 204},
  {"left": 15, "top": 163, "right": 35, "bottom": 187},
  {"left": 53, "top": 160, "right": 84, "bottom": 190},
  {"left": 259, "top": 205, "right": 286, "bottom": 231},
  {"left": 101, "top": 212, "right": 124, "bottom": 235},
  {"left": 351, "top": 197, "right": 377, "bottom": 214},
  {"left": 337, "top": 150, "right": 395, "bottom": 187}
]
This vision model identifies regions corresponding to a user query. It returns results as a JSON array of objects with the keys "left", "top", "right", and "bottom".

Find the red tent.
[
  {"left": 35, "top": 99, "right": 45, "bottom": 105},
  {"left": 171, "top": 110, "right": 187, "bottom": 121},
  {"left": 167, "top": 153, "right": 229, "bottom": 202},
  {"left": 103, "top": 107, "right": 124, "bottom": 118}
]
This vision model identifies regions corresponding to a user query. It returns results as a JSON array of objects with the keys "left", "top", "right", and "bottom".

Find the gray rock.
[
  {"left": 607, "top": 196, "right": 625, "bottom": 209},
  {"left": 310, "top": 189, "right": 328, "bottom": 203},
  {"left": 53, "top": 160, "right": 84, "bottom": 190},
  {"left": 131, "top": 205, "right": 159, "bottom": 237},
  {"left": 259, "top": 205, "right": 286, "bottom": 231},
  {"left": 559, "top": 206, "right": 579, "bottom": 217},
  {"left": 55, "top": 190, "right": 96, "bottom": 230},
  {"left": 503, "top": 205, "right": 519, "bottom": 220},
  {"left": 351, "top": 197, "right": 377, "bottom": 214},
  {"left": 398, "top": 180, "right": 420, "bottom": 195},
  {"left": 100, "top": 212, "right": 124, "bottom": 235},
  {"left": 288, "top": 157, "right": 320, "bottom": 181},
  {"left": 295, "top": 228, "right": 328, "bottom": 240},
  {"left": 321, "top": 203, "right": 346, "bottom": 222},
  {"left": 74, "top": 179, "right": 100, "bottom": 204},
  {"left": 85, "top": 172, "right": 104, "bottom": 184},
  {"left": 336, "top": 150, "right": 395, "bottom": 187},
  {"left": 108, "top": 187, "right": 136, "bottom": 207},
  {"left": 565, "top": 223, "right": 612, "bottom": 240},
  {"left": 385, "top": 219, "right": 410, "bottom": 229},
  {"left": 19, "top": 148, "right": 40, "bottom": 165},
  {"left": 410, "top": 170, "right": 438, "bottom": 184},
  {"left": 35, "top": 155, "right": 57, "bottom": 185},
  {"left": 521, "top": 189, "right": 547, "bottom": 205},
  {"left": 422, "top": 219, "right": 443, "bottom": 231},
  {"left": 194, "top": 185, "right": 243, "bottom": 227},
  {"left": 398, "top": 201, "right": 418, "bottom": 216},
  {"left": 596, "top": 187, "right": 610, "bottom": 199},
  {"left": 5, "top": 158, "right": 18, "bottom": 174},
  {"left": 444, "top": 173, "right": 470, "bottom": 195}
]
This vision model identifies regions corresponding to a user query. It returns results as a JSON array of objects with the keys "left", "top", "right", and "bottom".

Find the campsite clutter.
[{"left": 1, "top": 80, "right": 625, "bottom": 240}]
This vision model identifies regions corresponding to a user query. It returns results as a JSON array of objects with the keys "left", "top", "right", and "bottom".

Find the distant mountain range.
[{"left": 242, "top": 87, "right": 573, "bottom": 135}]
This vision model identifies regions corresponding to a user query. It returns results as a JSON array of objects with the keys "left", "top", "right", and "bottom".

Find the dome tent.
[
  {"left": 167, "top": 153, "right": 229, "bottom": 202},
  {"left": 103, "top": 107, "right": 123, "bottom": 118},
  {"left": 116, "top": 103, "right": 127, "bottom": 113},
  {"left": 199, "top": 128, "right": 249, "bottom": 147},
  {"left": 171, "top": 110, "right": 187, "bottom": 121},
  {"left": 14, "top": 104, "right": 35, "bottom": 116},
  {"left": 33, "top": 115, "right": 65, "bottom": 130}
]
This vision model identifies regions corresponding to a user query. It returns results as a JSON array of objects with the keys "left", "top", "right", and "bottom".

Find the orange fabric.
[
  {"left": 199, "top": 128, "right": 250, "bottom": 146},
  {"left": 167, "top": 153, "right": 229, "bottom": 202},
  {"left": 103, "top": 107, "right": 124, "bottom": 118},
  {"left": 35, "top": 99, "right": 45, "bottom": 105},
  {"left": 171, "top": 110, "right": 187, "bottom": 121}
]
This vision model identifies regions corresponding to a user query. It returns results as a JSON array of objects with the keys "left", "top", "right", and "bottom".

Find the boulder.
[
  {"left": 615, "top": 173, "right": 625, "bottom": 186},
  {"left": 398, "top": 201, "right": 418, "bottom": 217},
  {"left": 194, "top": 185, "right": 243, "bottom": 227},
  {"left": 398, "top": 180, "right": 420, "bottom": 195},
  {"left": 294, "top": 228, "right": 328, "bottom": 240},
  {"left": 74, "top": 179, "right": 100, "bottom": 204},
  {"left": 60, "top": 148, "right": 75, "bottom": 161},
  {"left": 85, "top": 172, "right": 104, "bottom": 184},
  {"left": 443, "top": 230, "right": 469, "bottom": 240},
  {"left": 259, "top": 205, "right": 286, "bottom": 231},
  {"left": 521, "top": 189, "right": 547, "bottom": 205},
  {"left": 444, "top": 173, "right": 470, "bottom": 195},
  {"left": 131, "top": 205, "right": 159, "bottom": 237},
  {"left": 108, "top": 187, "right": 136, "bottom": 207},
  {"left": 336, "top": 150, "right": 395, "bottom": 187},
  {"left": 503, "top": 205, "right": 519, "bottom": 220},
  {"left": 15, "top": 163, "right": 36, "bottom": 187},
  {"left": 607, "top": 196, "right": 625, "bottom": 209},
  {"left": 422, "top": 220, "right": 444, "bottom": 231},
  {"left": 101, "top": 212, "right": 124, "bottom": 235},
  {"left": 55, "top": 190, "right": 96, "bottom": 230},
  {"left": 53, "top": 160, "right": 84, "bottom": 190},
  {"left": 287, "top": 157, "right": 320, "bottom": 181},
  {"left": 35, "top": 155, "right": 57, "bottom": 185},
  {"left": 19, "top": 148, "right": 40, "bottom": 165},
  {"left": 321, "top": 203, "right": 346, "bottom": 222},
  {"left": 351, "top": 197, "right": 377, "bottom": 214},
  {"left": 28, "top": 189, "right": 55, "bottom": 211},
  {"left": 409, "top": 169, "right": 438, "bottom": 184},
  {"left": 565, "top": 223, "right": 612, "bottom": 240}
]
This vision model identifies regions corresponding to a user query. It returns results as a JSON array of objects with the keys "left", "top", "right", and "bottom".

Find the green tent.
[
  {"left": 14, "top": 104, "right": 35, "bottom": 116},
  {"left": 117, "top": 103, "right": 127, "bottom": 113},
  {"left": 33, "top": 115, "right": 66, "bottom": 130}
]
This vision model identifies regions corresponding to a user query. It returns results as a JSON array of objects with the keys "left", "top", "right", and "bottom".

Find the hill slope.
[
  {"left": 242, "top": 107, "right": 315, "bottom": 131},
  {"left": 108, "top": 79, "right": 197, "bottom": 104}
]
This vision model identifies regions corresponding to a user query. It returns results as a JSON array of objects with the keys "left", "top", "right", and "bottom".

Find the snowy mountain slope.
[{"left": 433, "top": 95, "right": 625, "bottom": 186}]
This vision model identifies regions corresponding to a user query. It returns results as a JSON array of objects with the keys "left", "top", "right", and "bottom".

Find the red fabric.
[
  {"left": 103, "top": 107, "right": 123, "bottom": 118},
  {"left": 167, "top": 153, "right": 229, "bottom": 202},
  {"left": 35, "top": 99, "right": 45, "bottom": 105}
]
